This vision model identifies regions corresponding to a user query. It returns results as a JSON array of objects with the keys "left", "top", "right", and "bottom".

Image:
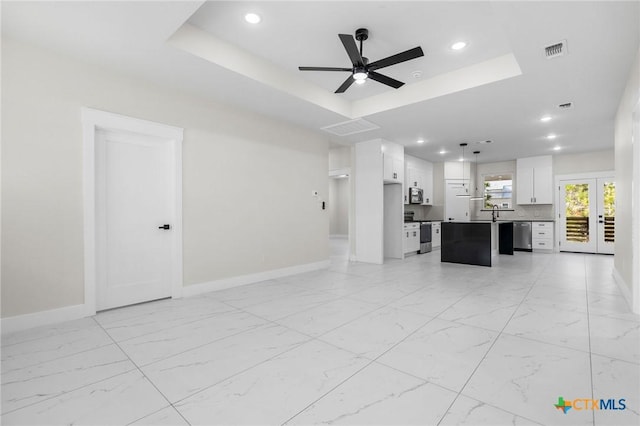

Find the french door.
[{"left": 559, "top": 177, "right": 615, "bottom": 254}]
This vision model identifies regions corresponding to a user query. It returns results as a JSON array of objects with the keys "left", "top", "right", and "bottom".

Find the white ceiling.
[{"left": 2, "top": 1, "right": 639, "bottom": 163}]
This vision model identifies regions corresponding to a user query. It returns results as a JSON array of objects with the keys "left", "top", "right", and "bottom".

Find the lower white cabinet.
[
  {"left": 532, "top": 221, "right": 553, "bottom": 252},
  {"left": 432, "top": 222, "right": 441, "bottom": 249},
  {"left": 403, "top": 223, "right": 420, "bottom": 254}
]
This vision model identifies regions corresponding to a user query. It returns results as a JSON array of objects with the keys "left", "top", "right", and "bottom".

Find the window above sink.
[{"left": 481, "top": 173, "right": 513, "bottom": 210}]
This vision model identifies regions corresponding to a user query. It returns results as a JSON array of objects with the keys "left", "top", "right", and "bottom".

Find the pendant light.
[
  {"left": 456, "top": 143, "right": 470, "bottom": 197},
  {"left": 470, "top": 150, "right": 484, "bottom": 201}
]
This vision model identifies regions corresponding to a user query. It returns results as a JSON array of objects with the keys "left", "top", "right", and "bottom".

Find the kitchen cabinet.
[
  {"left": 516, "top": 155, "right": 553, "bottom": 205},
  {"left": 404, "top": 155, "right": 433, "bottom": 205},
  {"left": 384, "top": 154, "right": 403, "bottom": 183},
  {"left": 407, "top": 166, "right": 423, "bottom": 189},
  {"left": 382, "top": 142, "right": 404, "bottom": 184},
  {"left": 532, "top": 221, "right": 554, "bottom": 252},
  {"left": 403, "top": 222, "right": 420, "bottom": 254},
  {"left": 432, "top": 222, "right": 441, "bottom": 248}
]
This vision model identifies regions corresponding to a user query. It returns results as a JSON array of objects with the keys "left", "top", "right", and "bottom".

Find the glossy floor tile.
[{"left": 2, "top": 241, "right": 638, "bottom": 425}]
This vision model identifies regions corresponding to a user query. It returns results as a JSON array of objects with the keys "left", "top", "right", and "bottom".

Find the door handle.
[{"left": 158, "top": 224, "right": 171, "bottom": 230}]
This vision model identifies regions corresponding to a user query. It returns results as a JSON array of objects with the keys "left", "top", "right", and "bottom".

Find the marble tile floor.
[{"left": 2, "top": 243, "right": 639, "bottom": 425}]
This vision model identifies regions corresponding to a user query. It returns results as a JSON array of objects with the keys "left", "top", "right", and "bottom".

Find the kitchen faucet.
[{"left": 492, "top": 205, "right": 500, "bottom": 222}]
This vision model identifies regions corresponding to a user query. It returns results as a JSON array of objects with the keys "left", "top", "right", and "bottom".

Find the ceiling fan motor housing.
[{"left": 355, "top": 28, "right": 369, "bottom": 42}]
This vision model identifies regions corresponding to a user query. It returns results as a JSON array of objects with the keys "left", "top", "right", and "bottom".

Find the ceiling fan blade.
[
  {"left": 298, "top": 66, "right": 352, "bottom": 72},
  {"left": 335, "top": 75, "right": 355, "bottom": 93},
  {"left": 338, "top": 34, "right": 364, "bottom": 66},
  {"left": 368, "top": 46, "right": 424, "bottom": 70},
  {"left": 368, "top": 71, "right": 404, "bottom": 89}
]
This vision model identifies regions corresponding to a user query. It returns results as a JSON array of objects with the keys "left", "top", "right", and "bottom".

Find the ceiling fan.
[{"left": 298, "top": 28, "right": 424, "bottom": 93}]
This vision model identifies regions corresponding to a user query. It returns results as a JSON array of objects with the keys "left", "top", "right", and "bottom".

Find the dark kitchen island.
[{"left": 441, "top": 221, "right": 513, "bottom": 267}]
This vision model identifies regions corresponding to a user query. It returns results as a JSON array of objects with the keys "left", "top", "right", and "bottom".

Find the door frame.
[
  {"left": 554, "top": 171, "right": 614, "bottom": 253},
  {"left": 82, "top": 108, "right": 184, "bottom": 315}
]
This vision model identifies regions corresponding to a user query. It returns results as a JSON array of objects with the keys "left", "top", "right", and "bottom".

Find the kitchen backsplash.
[
  {"left": 472, "top": 203, "right": 555, "bottom": 221},
  {"left": 404, "top": 205, "right": 445, "bottom": 221},
  {"left": 405, "top": 203, "right": 554, "bottom": 222}
]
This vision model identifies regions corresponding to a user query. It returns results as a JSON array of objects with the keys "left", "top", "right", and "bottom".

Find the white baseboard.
[
  {"left": 1, "top": 303, "right": 91, "bottom": 336},
  {"left": 182, "top": 260, "right": 330, "bottom": 298},
  {"left": 612, "top": 267, "right": 636, "bottom": 313},
  {"left": 1, "top": 261, "right": 330, "bottom": 334}
]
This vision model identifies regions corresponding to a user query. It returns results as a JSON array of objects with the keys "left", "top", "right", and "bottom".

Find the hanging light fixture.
[
  {"left": 470, "top": 150, "right": 484, "bottom": 201},
  {"left": 456, "top": 143, "right": 471, "bottom": 198}
]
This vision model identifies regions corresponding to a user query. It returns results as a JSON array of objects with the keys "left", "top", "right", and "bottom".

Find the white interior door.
[
  {"left": 96, "top": 129, "right": 174, "bottom": 310},
  {"left": 559, "top": 177, "right": 614, "bottom": 254},
  {"left": 445, "top": 180, "right": 470, "bottom": 222},
  {"left": 596, "top": 178, "right": 615, "bottom": 254}
]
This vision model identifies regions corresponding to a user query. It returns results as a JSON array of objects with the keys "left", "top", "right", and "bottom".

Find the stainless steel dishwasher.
[{"left": 513, "top": 221, "right": 532, "bottom": 251}]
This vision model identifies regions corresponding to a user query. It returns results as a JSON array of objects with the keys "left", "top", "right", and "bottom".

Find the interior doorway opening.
[{"left": 329, "top": 172, "right": 350, "bottom": 260}]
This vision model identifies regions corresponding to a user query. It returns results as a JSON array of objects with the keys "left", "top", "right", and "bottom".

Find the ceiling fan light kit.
[{"left": 298, "top": 28, "right": 424, "bottom": 93}]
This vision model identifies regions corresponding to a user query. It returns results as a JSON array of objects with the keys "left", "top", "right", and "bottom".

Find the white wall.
[
  {"left": 328, "top": 146, "right": 351, "bottom": 171},
  {"left": 329, "top": 177, "right": 349, "bottom": 236},
  {"left": 1, "top": 38, "right": 330, "bottom": 318},
  {"left": 614, "top": 47, "right": 640, "bottom": 311},
  {"left": 354, "top": 140, "right": 383, "bottom": 264},
  {"left": 554, "top": 150, "right": 615, "bottom": 175}
]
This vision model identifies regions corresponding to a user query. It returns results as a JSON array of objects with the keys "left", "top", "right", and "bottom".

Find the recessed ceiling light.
[
  {"left": 553, "top": 146, "right": 562, "bottom": 151},
  {"left": 546, "top": 134, "right": 557, "bottom": 140},
  {"left": 244, "top": 13, "right": 261, "bottom": 24},
  {"left": 451, "top": 41, "right": 467, "bottom": 50},
  {"left": 439, "top": 149, "right": 447, "bottom": 155},
  {"left": 417, "top": 139, "right": 425, "bottom": 144},
  {"left": 540, "top": 115, "right": 552, "bottom": 122}
]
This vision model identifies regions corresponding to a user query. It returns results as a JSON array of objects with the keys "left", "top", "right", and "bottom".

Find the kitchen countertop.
[
  {"left": 471, "top": 219, "right": 555, "bottom": 222},
  {"left": 469, "top": 220, "right": 514, "bottom": 224}
]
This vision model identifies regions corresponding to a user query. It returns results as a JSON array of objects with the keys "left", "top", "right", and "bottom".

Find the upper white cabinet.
[
  {"left": 516, "top": 155, "right": 553, "bottom": 205},
  {"left": 404, "top": 155, "right": 433, "bottom": 205},
  {"left": 444, "top": 161, "right": 471, "bottom": 180},
  {"left": 382, "top": 141, "right": 404, "bottom": 184}
]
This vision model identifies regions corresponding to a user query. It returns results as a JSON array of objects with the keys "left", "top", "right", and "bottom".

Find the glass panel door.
[
  {"left": 559, "top": 177, "right": 615, "bottom": 254},
  {"left": 597, "top": 179, "right": 615, "bottom": 254},
  {"left": 559, "top": 179, "right": 597, "bottom": 253}
]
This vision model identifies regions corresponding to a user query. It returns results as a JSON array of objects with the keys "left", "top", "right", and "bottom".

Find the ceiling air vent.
[
  {"left": 544, "top": 40, "right": 567, "bottom": 59},
  {"left": 558, "top": 102, "right": 573, "bottom": 109},
  {"left": 321, "top": 118, "right": 380, "bottom": 136}
]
